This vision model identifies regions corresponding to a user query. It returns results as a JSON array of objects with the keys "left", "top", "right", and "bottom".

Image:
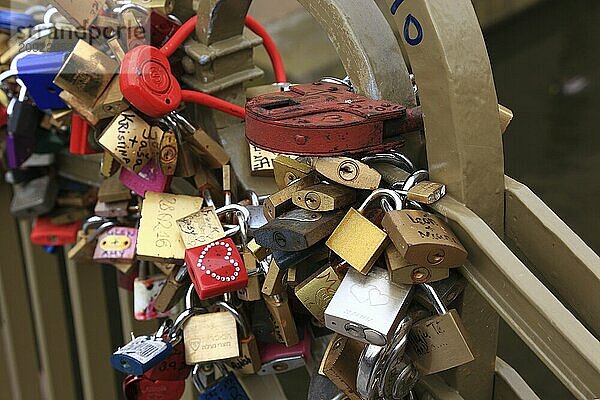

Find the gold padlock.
[
  {"left": 176, "top": 208, "right": 225, "bottom": 250},
  {"left": 263, "top": 293, "right": 299, "bottom": 347},
  {"left": 183, "top": 310, "right": 240, "bottom": 364},
  {"left": 187, "top": 128, "right": 230, "bottom": 169},
  {"left": 261, "top": 259, "right": 287, "bottom": 296},
  {"left": 381, "top": 209, "right": 468, "bottom": 269},
  {"left": 137, "top": 192, "right": 203, "bottom": 262},
  {"left": 237, "top": 252, "right": 262, "bottom": 302},
  {"left": 93, "top": 77, "right": 129, "bottom": 120},
  {"left": 100, "top": 152, "right": 120, "bottom": 178},
  {"left": 294, "top": 264, "right": 341, "bottom": 323},
  {"left": 98, "top": 174, "right": 132, "bottom": 203},
  {"left": 384, "top": 244, "right": 449, "bottom": 285},
  {"left": 246, "top": 238, "right": 271, "bottom": 262},
  {"left": 249, "top": 144, "right": 278, "bottom": 176},
  {"left": 326, "top": 189, "right": 402, "bottom": 274},
  {"left": 158, "top": 129, "right": 178, "bottom": 176},
  {"left": 406, "top": 283, "right": 475, "bottom": 375},
  {"left": 154, "top": 265, "right": 190, "bottom": 313},
  {"left": 293, "top": 183, "right": 356, "bottom": 212},
  {"left": 273, "top": 155, "right": 313, "bottom": 189},
  {"left": 132, "top": 0, "right": 175, "bottom": 15},
  {"left": 320, "top": 334, "right": 365, "bottom": 400},
  {"left": 264, "top": 174, "right": 319, "bottom": 221},
  {"left": 314, "top": 157, "right": 381, "bottom": 190}
]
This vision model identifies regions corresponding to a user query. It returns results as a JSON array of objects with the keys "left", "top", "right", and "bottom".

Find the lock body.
[
  {"left": 120, "top": 161, "right": 171, "bottom": 197},
  {"left": 143, "top": 342, "right": 192, "bottom": 381},
  {"left": 295, "top": 264, "right": 342, "bottom": 323},
  {"left": 30, "top": 217, "right": 80, "bottom": 246},
  {"left": 10, "top": 175, "right": 59, "bottom": 218},
  {"left": 93, "top": 227, "right": 138, "bottom": 264},
  {"left": 245, "top": 82, "right": 423, "bottom": 156},
  {"left": 17, "top": 52, "right": 68, "bottom": 110},
  {"left": 384, "top": 244, "right": 449, "bottom": 285},
  {"left": 264, "top": 174, "right": 319, "bottom": 220},
  {"left": 134, "top": 275, "right": 176, "bottom": 320},
  {"left": 183, "top": 312, "right": 239, "bottom": 364},
  {"left": 324, "top": 268, "right": 413, "bottom": 346},
  {"left": 257, "top": 333, "right": 312, "bottom": 375},
  {"left": 293, "top": 183, "right": 356, "bottom": 212},
  {"left": 273, "top": 155, "right": 313, "bottom": 189},
  {"left": 314, "top": 157, "right": 382, "bottom": 190},
  {"left": 111, "top": 335, "right": 173, "bottom": 376},
  {"left": 198, "top": 372, "right": 250, "bottom": 400},
  {"left": 263, "top": 293, "right": 299, "bottom": 347},
  {"left": 320, "top": 334, "right": 365, "bottom": 400}
]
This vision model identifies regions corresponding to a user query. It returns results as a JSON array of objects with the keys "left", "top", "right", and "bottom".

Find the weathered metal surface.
[
  {"left": 246, "top": 82, "right": 422, "bottom": 156},
  {"left": 494, "top": 357, "right": 542, "bottom": 400},
  {"left": 505, "top": 176, "right": 600, "bottom": 339},
  {"left": 432, "top": 196, "right": 600, "bottom": 400}
]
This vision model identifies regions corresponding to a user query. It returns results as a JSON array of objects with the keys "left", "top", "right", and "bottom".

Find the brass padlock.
[
  {"left": 264, "top": 174, "right": 320, "bottom": 221},
  {"left": 237, "top": 253, "right": 263, "bottom": 302},
  {"left": 98, "top": 174, "right": 132, "bottom": 203},
  {"left": 175, "top": 130, "right": 197, "bottom": 178},
  {"left": 384, "top": 244, "right": 449, "bottom": 285},
  {"left": 136, "top": 192, "right": 203, "bottom": 262},
  {"left": 391, "top": 169, "right": 446, "bottom": 206},
  {"left": 94, "top": 200, "right": 130, "bottom": 218},
  {"left": 249, "top": 144, "right": 278, "bottom": 176},
  {"left": 261, "top": 259, "right": 287, "bottom": 296},
  {"left": 294, "top": 264, "right": 342, "bottom": 324},
  {"left": 273, "top": 155, "right": 313, "bottom": 189},
  {"left": 263, "top": 293, "right": 299, "bottom": 347},
  {"left": 247, "top": 238, "right": 271, "bottom": 262},
  {"left": 158, "top": 129, "right": 178, "bottom": 176},
  {"left": 314, "top": 157, "right": 381, "bottom": 190},
  {"left": 100, "top": 152, "right": 120, "bottom": 178},
  {"left": 320, "top": 334, "right": 365, "bottom": 400},
  {"left": 254, "top": 208, "right": 344, "bottom": 252},
  {"left": 406, "top": 283, "right": 475, "bottom": 375},
  {"left": 54, "top": 40, "right": 118, "bottom": 107},
  {"left": 326, "top": 189, "right": 403, "bottom": 274},
  {"left": 98, "top": 110, "right": 154, "bottom": 173},
  {"left": 132, "top": 0, "right": 175, "bottom": 15},
  {"left": 50, "top": 208, "right": 90, "bottom": 225},
  {"left": 68, "top": 220, "right": 115, "bottom": 263},
  {"left": 186, "top": 128, "right": 230, "bottom": 169},
  {"left": 92, "top": 76, "right": 129, "bottom": 121},
  {"left": 176, "top": 208, "right": 225, "bottom": 250},
  {"left": 293, "top": 183, "right": 356, "bottom": 212},
  {"left": 381, "top": 209, "right": 468, "bottom": 269},
  {"left": 154, "top": 265, "right": 190, "bottom": 313},
  {"left": 216, "top": 301, "right": 262, "bottom": 375}
]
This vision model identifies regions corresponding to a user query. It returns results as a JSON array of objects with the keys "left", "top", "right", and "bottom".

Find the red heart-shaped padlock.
[
  {"left": 185, "top": 238, "right": 249, "bottom": 300},
  {"left": 124, "top": 375, "right": 186, "bottom": 400}
]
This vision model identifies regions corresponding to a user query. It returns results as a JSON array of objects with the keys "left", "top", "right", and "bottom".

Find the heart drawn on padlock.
[
  {"left": 189, "top": 339, "right": 201, "bottom": 352},
  {"left": 350, "top": 284, "right": 390, "bottom": 306}
]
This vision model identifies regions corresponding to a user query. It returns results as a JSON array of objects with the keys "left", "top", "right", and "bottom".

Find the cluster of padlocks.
[{"left": 0, "top": 2, "right": 477, "bottom": 399}]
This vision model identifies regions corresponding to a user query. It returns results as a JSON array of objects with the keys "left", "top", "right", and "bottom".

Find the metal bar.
[
  {"left": 63, "top": 247, "right": 119, "bottom": 400},
  {"left": 18, "top": 220, "right": 80, "bottom": 400},
  {"left": 504, "top": 176, "right": 600, "bottom": 338},
  {"left": 0, "top": 185, "right": 41, "bottom": 400},
  {"left": 494, "top": 357, "right": 542, "bottom": 400},
  {"left": 433, "top": 196, "right": 600, "bottom": 400},
  {"left": 415, "top": 375, "right": 465, "bottom": 400}
]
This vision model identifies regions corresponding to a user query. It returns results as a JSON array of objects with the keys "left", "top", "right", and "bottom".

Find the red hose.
[
  {"left": 244, "top": 15, "right": 287, "bottom": 83},
  {"left": 181, "top": 90, "right": 246, "bottom": 119}
]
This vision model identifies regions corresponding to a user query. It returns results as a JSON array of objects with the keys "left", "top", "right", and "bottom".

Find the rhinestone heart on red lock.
[{"left": 185, "top": 238, "right": 248, "bottom": 299}]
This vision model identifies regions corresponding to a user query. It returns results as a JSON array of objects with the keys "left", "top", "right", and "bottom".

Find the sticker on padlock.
[
  {"left": 134, "top": 275, "right": 178, "bottom": 321},
  {"left": 245, "top": 82, "right": 423, "bottom": 156},
  {"left": 324, "top": 268, "right": 414, "bottom": 346},
  {"left": 111, "top": 334, "right": 173, "bottom": 376},
  {"left": 93, "top": 226, "right": 138, "bottom": 264}
]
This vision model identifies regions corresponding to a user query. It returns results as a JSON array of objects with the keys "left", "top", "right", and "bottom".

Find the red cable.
[
  {"left": 159, "top": 15, "right": 286, "bottom": 117},
  {"left": 244, "top": 15, "right": 287, "bottom": 83},
  {"left": 181, "top": 90, "right": 246, "bottom": 119}
]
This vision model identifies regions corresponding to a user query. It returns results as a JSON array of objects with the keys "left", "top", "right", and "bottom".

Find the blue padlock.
[
  {"left": 196, "top": 364, "right": 250, "bottom": 400},
  {"left": 16, "top": 52, "right": 68, "bottom": 110},
  {"left": 110, "top": 335, "right": 173, "bottom": 376},
  {"left": 0, "top": 11, "right": 36, "bottom": 31}
]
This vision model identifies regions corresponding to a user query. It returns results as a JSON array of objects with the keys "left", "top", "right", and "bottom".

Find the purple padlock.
[
  {"left": 93, "top": 226, "right": 138, "bottom": 264},
  {"left": 6, "top": 133, "right": 35, "bottom": 169},
  {"left": 119, "top": 161, "right": 171, "bottom": 197}
]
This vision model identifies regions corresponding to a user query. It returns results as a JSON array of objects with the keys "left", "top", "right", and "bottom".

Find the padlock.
[
  {"left": 120, "top": 161, "right": 171, "bottom": 197},
  {"left": 136, "top": 192, "right": 203, "bottom": 262},
  {"left": 98, "top": 110, "right": 154, "bottom": 173},
  {"left": 54, "top": 40, "right": 118, "bottom": 107},
  {"left": 320, "top": 334, "right": 366, "bottom": 400},
  {"left": 264, "top": 174, "right": 319, "bottom": 221},
  {"left": 93, "top": 226, "right": 138, "bottom": 264},
  {"left": 315, "top": 157, "right": 382, "bottom": 190},
  {"left": 308, "top": 372, "right": 346, "bottom": 400},
  {"left": 175, "top": 132, "right": 197, "bottom": 178},
  {"left": 261, "top": 259, "right": 287, "bottom": 296},
  {"left": 10, "top": 175, "right": 59, "bottom": 217},
  {"left": 194, "top": 363, "right": 250, "bottom": 400},
  {"left": 123, "top": 375, "right": 186, "bottom": 400},
  {"left": 16, "top": 51, "right": 68, "bottom": 110},
  {"left": 381, "top": 209, "right": 468, "bottom": 269},
  {"left": 257, "top": 327, "right": 312, "bottom": 375},
  {"left": 69, "top": 113, "right": 98, "bottom": 155},
  {"left": 244, "top": 191, "right": 268, "bottom": 235},
  {"left": 111, "top": 334, "right": 173, "bottom": 376},
  {"left": 149, "top": 10, "right": 182, "bottom": 48},
  {"left": 134, "top": 274, "right": 176, "bottom": 321},
  {"left": 154, "top": 265, "right": 190, "bottom": 313},
  {"left": 271, "top": 242, "right": 329, "bottom": 271},
  {"left": 384, "top": 244, "right": 449, "bottom": 285},
  {"left": 326, "top": 189, "right": 402, "bottom": 274},
  {"left": 181, "top": 299, "right": 240, "bottom": 364},
  {"left": 213, "top": 301, "right": 261, "bottom": 375},
  {"left": 132, "top": 0, "right": 175, "bottom": 15},
  {"left": 143, "top": 342, "right": 192, "bottom": 382},
  {"left": 185, "top": 127, "right": 230, "bottom": 170},
  {"left": 249, "top": 144, "right": 278, "bottom": 176},
  {"left": 263, "top": 292, "right": 300, "bottom": 347},
  {"left": 247, "top": 238, "right": 271, "bottom": 262},
  {"left": 30, "top": 216, "right": 81, "bottom": 246},
  {"left": 295, "top": 264, "right": 342, "bottom": 324},
  {"left": 412, "top": 270, "right": 467, "bottom": 312},
  {"left": 357, "top": 316, "right": 419, "bottom": 400},
  {"left": 158, "top": 129, "right": 178, "bottom": 176},
  {"left": 273, "top": 155, "right": 313, "bottom": 189},
  {"left": 324, "top": 268, "right": 414, "bottom": 346},
  {"left": 245, "top": 82, "right": 423, "bottom": 156},
  {"left": 94, "top": 200, "right": 131, "bottom": 218},
  {"left": 6, "top": 100, "right": 42, "bottom": 169},
  {"left": 254, "top": 208, "right": 344, "bottom": 252},
  {"left": 177, "top": 207, "right": 226, "bottom": 250},
  {"left": 93, "top": 76, "right": 130, "bottom": 121},
  {"left": 68, "top": 219, "right": 116, "bottom": 263},
  {"left": 236, "top": 252, "right": 263, "bottom": 302},
  {"left": 388, "top": 169, "right": 446, "bottom": 206},
  {"left": 50, "top": 0, "right": 106, "bottom": 27},
  {"left": 59, "top": 91, "right": 100, "bottom": 126},
  {"left": 406, "top": 283, "right": 475, "bottom": 375},
  {"left": 98, "top": 174, "right": 132, "bottom": 203},
  {"left": 184, "top": 205, "right": 250, "bottom": 300},
  {"left": 50, "top": 209, "right": 91, "bottom": 226},
  {"left": 293, "top": 183, "right": 356, "bottom": 212}
]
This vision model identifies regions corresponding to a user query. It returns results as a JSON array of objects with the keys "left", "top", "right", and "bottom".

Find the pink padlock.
[
  {"left": 120, "top": 161, "right": 171, "bottom": 197},
  {"left": 257, "top": 327, "right": 312, "bottom": 375},
  {"left": 93, "top": 227, "right": 138, "bottom": 264}
]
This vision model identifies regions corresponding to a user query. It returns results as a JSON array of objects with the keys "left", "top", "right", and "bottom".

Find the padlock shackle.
[
  {"left": 420, "top": 283, "right": 449, "bottom": 315},
  {"left": 357, "top": 188, "right": 403, "bottom": 213},
  {"left": 169, "top": 306, "right": 209, "bottom": 344},
  {"left": 361, "top": 151, "right": 416, "bottom": 174},
  {"left": 213, "top": 300, "right": 250, "bottom": 338},
  {"left": 391, "top": 169, "right": 429, "bottom": 193}
]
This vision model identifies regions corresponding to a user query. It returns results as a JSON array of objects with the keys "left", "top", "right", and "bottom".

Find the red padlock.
[
  {"left": 123, "top": 375, "right": 186, "bottom": 400},
  {"left": 30, "top": 216, "right": 80, "bottom": 246},
  {"left": 70, "top": 113, "right": 98, "bottom": 155},
  {"left": 245, "top": 82, "right": 424, "bottom": 156},
  {"left": 185, "top": 238, "right": 248, "bottom": 300},
  {"left": 143, "top": 342, "right": 192, "bottom": 382}
]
